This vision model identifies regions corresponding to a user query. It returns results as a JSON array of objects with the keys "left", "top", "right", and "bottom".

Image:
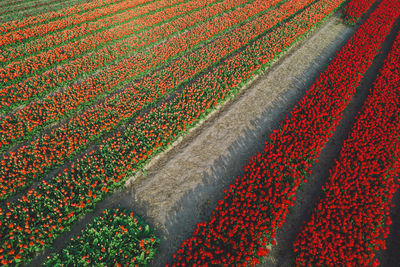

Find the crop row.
[
  {"left": 0, "top": 0, "right": 343, "bottom": 264},
  {"left": 343, "top": 0, "right": 378, "bottom": 24},
  {"left": 0, "top": 0, "right": 171, "bottom": 64},
  {"left": 0, "top": 0, "right": 231, "bottom": 116},
  {"left": 169, "top": 0, "right": 400, "bottom": 265},
  {"left": 0, "top": 0, "right": 273, "bottom": 151},
  {"left": 0, "top": 0, "right": 67, "bottom": 13},
  {"left": 0, "top": 0, "right": 119, "bottom": 33},
  {"left": 0, "top": 0, "right": 62, "bottom": 17},
  {"left": 0, "top": 0, "right": 179, "bottom": 85},
  {"left": 0, "top": 0, "right": 296, "bottom": 201},
  {"left": 0, "top": 0, "right": 123, "bottom": 37},
  {"left": 43, "top": 207, "right": 159, "bottom": 266},
  {"left": 293, "top": 27, "right": 400, "bottom": 267},
  {"left": 0, "top": 0, "right": 97, "bottom": 24},
  {"left": 0, "top": 0, "right": 28, "bottom": 9},
  {"left": 0, "top": 0, "right": 225, "bottom": 143},
  {"left": 0, "top": 0, "right": 65, "bottom": 11}
]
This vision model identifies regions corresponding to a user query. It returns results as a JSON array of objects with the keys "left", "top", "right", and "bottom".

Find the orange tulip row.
[
  {"left": 0, "top": 0, "right": 102, "bottom": 24},
  {"left": 0, "top": 0, "right": 160, "bottom": 64},
  {"left": 0, "top": 0, "right": 174, "bottom": 85},
  {"left": 0, "top": 0, "right": 249, "bottom": 149},
  {"left": 0, "top": 0, "right": 124, "bottom": 41},
  {"left": 0, "top": 0, "right": 225, "bottom": 117},
  {"left": 0, "top": 0, "right": 63, "bottom": 18}
]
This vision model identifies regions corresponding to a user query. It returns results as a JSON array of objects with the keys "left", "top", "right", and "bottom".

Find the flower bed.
[
  {"left": 0, "top": 0, "right": 64, "bottom": 18},
  {"left": 293, "top": 26, "right": 400, "bottom": 267},
  {"left": 0, "top": 0, "right": 177, "bottom": 64},
  {"left": 0, "top": 0, "right": 248, "bottom": 142},
  {"left": 0, "top": 0, "right": 191, "bottom": 85},
  {"left": 0, "top": 0, "right": 136, "bottom": 46},
  {"left": 0, "top": 0, "right": 98, "bottom": 24},
  {"left": 0, "top": 0, "right": 121, "bottom": 34},
  {"left": 343, "top": 0, "right": 378, "bottom": 24}
]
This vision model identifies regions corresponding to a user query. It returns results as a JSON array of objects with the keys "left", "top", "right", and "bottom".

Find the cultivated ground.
[{"left": 24, "top": 7, "right": 400, "bottom": 267}]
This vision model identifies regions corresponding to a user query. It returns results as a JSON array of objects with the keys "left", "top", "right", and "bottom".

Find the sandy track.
[{"left": 121, "top": 14, "right": 355, "bottom": 266}]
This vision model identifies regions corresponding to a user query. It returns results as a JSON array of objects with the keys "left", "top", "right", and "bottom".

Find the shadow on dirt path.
[{"left": 122, "top": 14, "right": 356, "bottom": 266}]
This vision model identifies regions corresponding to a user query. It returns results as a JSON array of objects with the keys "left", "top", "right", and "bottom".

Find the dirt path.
[{"left": 119, "top": 14, "right": 355, "bottom": 266}]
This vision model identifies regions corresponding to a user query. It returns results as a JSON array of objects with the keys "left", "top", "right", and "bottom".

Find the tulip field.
[
  {"left": 293, "top": 27, "right": 400, "bottom": 266},
  {"left": 0, "top": 0, "right": 399, "bottom": 265}
]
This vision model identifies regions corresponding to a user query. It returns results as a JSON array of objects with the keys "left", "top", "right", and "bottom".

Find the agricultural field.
[{"left": 0, "top": 0, "right": 399, "bottom": 266}]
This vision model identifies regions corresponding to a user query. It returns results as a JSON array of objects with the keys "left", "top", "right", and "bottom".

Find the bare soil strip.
[{"left": 120, "top": 14, "right": 354, "bottom": 266}]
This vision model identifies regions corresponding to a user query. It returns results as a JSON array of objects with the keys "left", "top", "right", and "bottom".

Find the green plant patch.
[{"left": 44, "top": 207, "right": 159, "bottom": 266}]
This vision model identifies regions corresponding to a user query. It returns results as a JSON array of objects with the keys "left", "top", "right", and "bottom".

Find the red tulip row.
[
  {"left": 0, "top": 0, "right": 175, "bottom": 65},
  {"left": 0, "top": 0, "right": 264, "bottom": 150},
  {"left": 0, "top": 0, "right": 140, "bottom": 46},
  {"left": 0, "top": 0, "right": 121, "bottom": 34},
  {"left": 0, "top": 0, "right": 189, "bottom": 85},
  {"left": 0, "top": 0, "right": 344, "bottom": 265},
  {"left": 0, "top": 0, "right": 300, "bottom": 201},
  {"left": 343, "top": 0, "right": 378, "bottom": 24},
  {"left": 293, "top": 28, "right": 400, "bottom": 267},
  {"left": 169, "top": 0, "right": 400, "bottom": 265}
]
